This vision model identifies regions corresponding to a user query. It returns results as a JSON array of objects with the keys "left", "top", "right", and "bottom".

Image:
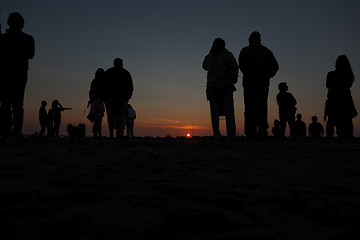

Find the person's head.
[
  {"left": 335, "top": 55, "right": 354, "bottom": 82},
  {"left": 52, "top": 100, "right": 59, "bottom": 108},
  {"left": 210, "top": 38, "right": 226, "bottom": 54},
  {"left": 296, "top": 113, "right": 302, "bottom": 120},
  {"left": 312, "top": 116, "right": 318, "bottom": 122},
  {"left": 95, "top": 68, "right": 105, "bottom": 78},
  {"left": 7, "top": 12, "right": 25, "bottom": 30},
  {"left": 113, "top": 58, "right": 123, "bottom": 68},
  {"left": 249, "top": 31, "right": 261, "bottom": 44},
  {"left": 278, "top": 82, "right": 288, "bottom": 92},
  {"left": 41, "top": 100, "right": 47, "bottom": 107}
]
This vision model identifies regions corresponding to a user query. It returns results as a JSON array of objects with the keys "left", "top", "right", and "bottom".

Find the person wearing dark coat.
[
  {"left": 104, "top": 58, "right": 134, "bottom": 138},
  {"left": 88, "top": 68, "right": 106, "bottom": 138},
  {"left": 0, "top": 12, "right": 35, "bottom": 139},
  {"left": 325, "top": 55, "right": 357, "bottom": 139},
  {"left": 202, "top": 38, "right": 238, "bottom": 139},
  {"left": 276, "top": 82, "right": 297, "bottom": 136},
  {"left": 238, "top": 31, "right": 279, "bottom": 138}
]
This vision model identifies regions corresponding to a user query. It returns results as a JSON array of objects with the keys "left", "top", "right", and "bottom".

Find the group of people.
[
  {"left": 38, "top": 100, "right": 71, "bottom": 137},
  {"left": 203, "top": 32, "right": 357, "bottom": 139},
  {"left": 0, "top": 12, "right": 357, "bottom": 140},
  {"left": 87, "top": 58, "right": 135, "bottom": 138}
]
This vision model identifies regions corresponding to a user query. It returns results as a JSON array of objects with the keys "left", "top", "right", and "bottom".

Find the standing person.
[
  {"left": 126, "top": 104, "right": 136, "bottom": 138},
  {"left": 292, "top": 113, "right": 307, "bottom": 137},
  {"left": 48, "top": 100, "right": 71, "bottom": 137},
  {"left": 238, "top": 31, "right": 279, "bottom": 138},
  {"left": 88, "top": 68, "right": 106, "bottom": 138},
  {"left": 38, "top": 100, "right": 48, "bottom": 136},
  {"left": 0, "top": 12, "right": 35, "bottom": 139},
  {"left": 202, "top": 38, "right": 238, "bottom": 139},
  {"left": 276, "top": 82, "right": 297, "bottom": 136},
  {"left": 104, "top": 58, "right": 134, "bottom": 138},
  {"left": 325, "top": 55, "right": 357, "bottom": 139}
]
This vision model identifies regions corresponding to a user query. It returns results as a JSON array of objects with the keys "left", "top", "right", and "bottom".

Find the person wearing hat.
[
  {"left": 238, "top": 31, "right": 279, "bottom": 138},
  {"left": 276, "top": 82, "right": 297, "bottom": 136}
]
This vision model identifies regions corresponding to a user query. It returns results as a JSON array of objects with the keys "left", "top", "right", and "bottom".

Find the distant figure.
[
  {"left": 0, "top": 12, "right": 35, "bottom": 139},
  {"left": 126, "top": 104, "right": 136, "bottom": 138},
  {"left": 202, "top": 38, "right": 238, "bottom": 139},
  {"left": 292, "top": 113, "right": 307, "bottom": 137},
  {"left": 48, "top": 100, "right": 71, "bottom": 137},
  {"left": 238, "top": 31, "right": 279, "bottom": 138},
  {"left": 38, "top": 100, "right": 48, "bottom": 136},
  {"left": 276, "top": 82, "right": 297, "bottom": 136},
  {"left": 308, "top": 116, "right": 324, "bottom": 137},
  {"left": 104, "top": 58, "right": 134, "bottom": 138},
  {"left": 88, "top": 68, "right": 106, "bottom": 138},
  {"left": 325, "top": 55, "right": 357, "bottom": 139},
  {"left": 272, "top": 119, "right": 282, "bottom": 137}
]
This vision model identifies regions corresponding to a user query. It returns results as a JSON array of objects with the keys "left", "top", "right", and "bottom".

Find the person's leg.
[
  {"left": 243, "top": 87, "right": 257, "bottom": 138},
  {"left": 279, "top": 115, "right": 287, "bottom": 137},
  {"left": 11, "top": 71, "right": 27, "bottom": 137},
  {"left": 105, "top": 101, "right": 114, "bottom": 138},
  {"left": 257, "top": 87, "right": 269, "bottom": 137},
  {"left": 222, "top": 92, "right": 236, "bottom": 137},
  {"left": 209, "top": 98, "right": 221, "bottom": 137}
]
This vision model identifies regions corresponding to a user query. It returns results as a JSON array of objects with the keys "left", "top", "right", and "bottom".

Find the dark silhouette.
[
  {"left": 48, "top": 100, "right": 71, "bottom": 137},
  {"left": 276, "top": 82, "right": 297, "bottom": 136},
  {"left": 0, "top": 12, "right": 35, "bottom": 139},
  {"left": 308, "top": 116, "right": 324, "bottom": 137},
  {"left": 272, "top": 119, "right": 282, "bottom": 137},
  {"left": 325, "top": 55, "right": 357, "bottom": 139},
  {"left": 88, "top": 68, "right": 106, "bottom": 138},
  {"left": 126, "top": 104, "right": 136, "bottom": 138},
  {"left": 202, "top": 38, "right": 238, "bottom": 139},
  {"left": 292, "top": 113, "right": 307, "bottom": 137},
  {"left": 67, "top": 124, "right": 86, "bottom": 138},
  {"left": 238, "top": 31, "right": 279, "bottom": 138},
  {"left": 38, "top": 100, "right": 48, "bottom": 136},
  {"left": 104, "top": 58, "right": 134, "bottom": 138}
]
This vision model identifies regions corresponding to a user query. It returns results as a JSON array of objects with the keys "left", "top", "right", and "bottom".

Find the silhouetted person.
[
  {"left": 272, "top": 119, "right": 282, "bottom": 137},
  {"left": 126, "top": 104, "right": 136, "bottom": 138},
  {"left": 38, "top": 100, "right": 48, "bottom": 136},
  {"left": 0, "top": 12, "right": 35, "bottom": 139},
  {"left": 104, "top": 58, "right": 134, "bottom": 138},
  {"left": 276, "top": 82, "right": 297, "bottom": 136},
  {"left": 292, "top": 113, "right": 306, "bottom": 137},
  {"left": 202, "top": 38, "right": 238, "bottom": 139},
  {"left": 325, "top": 55, "right": 357, "bottom": 139},
  {"left": 88, "top": 68, "right": 106, "bottom": 138},
  {"left": 48, "top": 100, "right": 71, "bottom": 137},
  {"left": 308, "top": 116, "right": 324, "bottom": 137},
  {"left": 238, "top": 31, "right": 279, "bottom": 138}
]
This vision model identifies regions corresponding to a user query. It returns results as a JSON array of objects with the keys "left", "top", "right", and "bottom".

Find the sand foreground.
[{"left": 1, "top": 137, "right": 360, "bottom": 239}]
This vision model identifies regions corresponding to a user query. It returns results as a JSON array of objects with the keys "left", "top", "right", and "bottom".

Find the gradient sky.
[{"left": 2, "top": 0, "right": 360, "bottom": 137}]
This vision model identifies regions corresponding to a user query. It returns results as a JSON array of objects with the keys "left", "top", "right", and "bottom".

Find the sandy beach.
[{"left": 1, "top": 136, "right": 360, "bottom": 240}]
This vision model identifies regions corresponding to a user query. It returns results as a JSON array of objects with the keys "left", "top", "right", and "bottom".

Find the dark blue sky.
[{"left": 2, "top": 0, "right": 360, "bottom": 136}]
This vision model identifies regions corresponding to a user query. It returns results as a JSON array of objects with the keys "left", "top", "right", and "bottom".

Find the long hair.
[
  {"left": 335, "top": 55, "right": 355, "bottom": 83},
  {"left": 209, "top": 38, "right": 226, "bottom": 54}
]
